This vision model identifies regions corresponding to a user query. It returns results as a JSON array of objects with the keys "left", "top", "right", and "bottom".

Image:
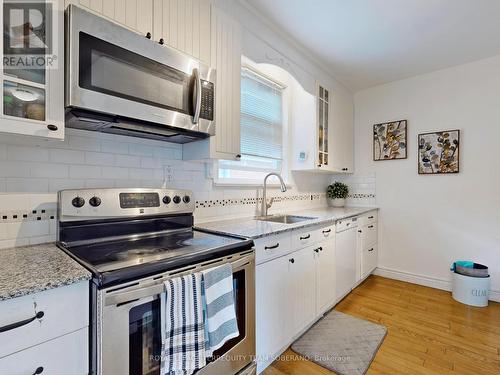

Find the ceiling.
[{"left": 246, "top": 0, "right": 500, "bottom": 92}]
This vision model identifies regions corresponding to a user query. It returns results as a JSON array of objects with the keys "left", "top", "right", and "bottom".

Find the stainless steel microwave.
[{"left": 65, "top": 5, "right": 216, "bottom": 143}]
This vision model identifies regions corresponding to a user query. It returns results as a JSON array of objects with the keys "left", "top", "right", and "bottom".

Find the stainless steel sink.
[{"left": 254, "top": 215, "right": 317, "bottom": 224}]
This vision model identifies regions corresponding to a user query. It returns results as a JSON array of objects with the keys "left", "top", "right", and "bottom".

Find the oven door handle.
[
  {"left": 105, "top": 254, "right": 254, "bottom": 306},
  {"left": 192, "top": 68, "right": 202, "bottom": 125}
]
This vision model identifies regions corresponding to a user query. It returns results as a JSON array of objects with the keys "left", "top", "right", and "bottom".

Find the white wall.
[{"left": 354, "top": 55, "right": 500, "bottom": 296}]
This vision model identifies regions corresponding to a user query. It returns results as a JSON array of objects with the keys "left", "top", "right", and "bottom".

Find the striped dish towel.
[
  {"left": 202, "top": 264, "right": 239, "bottom": 357},
  {"left": 160, "top": 273, "right": 206, "bottom": 375}
]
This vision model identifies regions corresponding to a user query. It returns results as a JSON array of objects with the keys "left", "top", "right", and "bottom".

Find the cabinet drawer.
[
  {"left": 291, "top": 227, "right": 321, "bottom": 249},
  {"left": 362, "top": 244, "right": 378, "bottom": 277},
  {"left": 254, "top": 233, "right": 292, "bottom": 265},
  {"left": 359, "top": 222, "right": 377, "bottom": 249},
  {"left": 0, "top": 282, "right": 89, "bottom": 358},
  {"left": 358, "top": 211, "right": 378, "bottom": 227},
  {"left": 336, "top": 217, "right": 358, "bottom": 232},
  {"left": 0, "top": 328, "right": 88, "bottom": 375},
  {"left": 319, "top": 225, "right": 335, "bottom": 240}
]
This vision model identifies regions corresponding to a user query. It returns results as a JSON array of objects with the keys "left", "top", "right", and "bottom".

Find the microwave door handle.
[{"left": 192, "top": 68, "right": 202, "bottom": 124}]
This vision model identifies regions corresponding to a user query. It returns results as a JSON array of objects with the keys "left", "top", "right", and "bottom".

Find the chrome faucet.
[{"left": 261, "top": 173, "right": 287, "bottom": 217}]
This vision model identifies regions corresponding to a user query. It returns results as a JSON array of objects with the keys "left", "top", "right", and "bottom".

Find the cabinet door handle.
[
  {"left": 318, "top": 246, "right": 323, "bottom": 252},
  {"left": 358, "top": 230, "right": 362, "bottom": 233},
  {"left": 368, "top": 248, "right": 374, "bottom": 252},
  {"left": 235, "top": 154, "right": 242, "bottom": 160},
  {"left": 314, "top": 248, "right": 320, "bottom": 253},
  {"left": 300, "top": 234, "right": 311, "bottom": 240},
  {"left": 0, "top": 311, "right": 44, "bottom": 333},
  {"left": 368, "top": 225, "right": 374, "bottom": 229},
  {"left": 264, "top": 243, "right": 279, "bottom": 250},
  {"left": 159, "top": 38, "right": 165, "bottom": 45},
  {"left": 33, "top": 367, "right": 44, "bottom": 375},
  {"left": 368, "top": 216, "right": 374, "bottom": 219},
  {"left": 289, "top": 258, "right": 295, "bottom": 264},
  {"left": 145, "top": 32, "right": 152, "bottom": 39},
  {"left": 322, "top": 229, "right": 331, "bottom": 234},
  {"left": 47, "top": 124, "right": 58, "bottom": 131}
]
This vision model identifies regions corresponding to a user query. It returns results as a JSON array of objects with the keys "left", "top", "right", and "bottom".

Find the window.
[{"left": 217, "top": 66, "right": 285, "bottom": 185}]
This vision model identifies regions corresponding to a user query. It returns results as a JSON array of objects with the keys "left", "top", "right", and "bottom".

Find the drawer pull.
[
  {"left": 368, "top": 216, "right": 374, "bottom": 219},
  {"left": 264, "top": 243, "right": 280, "bottom": 250},
  {"left": 358, "top": 230, "right": 362, "bottom": 233},
  {"left": 322, "top": 229, "right": 331, "bottom": 234},
  {"left": 33, "top": 367, "right": 44, "bottom": 375},
  {"left": 368, "top": 225, "right": 374, "bottom": 228},
  {"left": 0, "top": 311, "right": 44, "bottom": 333},
  {"left": 368, "top": 248, "right": 374, "bottom": 252},
  {"left": 314, "top": 248, "right": 320, "bottom": 253},
  {"left": 289, "top": 258, "right": 295, "bottom": 264},
  {"left": 300, "top": 234, "right": 311, "bottom": 240}
]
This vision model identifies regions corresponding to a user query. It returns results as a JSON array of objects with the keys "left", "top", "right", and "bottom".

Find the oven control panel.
[
  {"left": 199, "top": 80, "right": 214, "bottom": 121},
  {"left": 59, "top": 188, "right": 195, "bottom": 221}
]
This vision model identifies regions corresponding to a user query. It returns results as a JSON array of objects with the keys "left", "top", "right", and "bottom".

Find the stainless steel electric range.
[{"left": 56, "top": 188, "right": 256, "bottom": 375}]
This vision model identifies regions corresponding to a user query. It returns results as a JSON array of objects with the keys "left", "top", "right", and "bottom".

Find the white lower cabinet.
[
  {"left": 256, "top": 225, "right": 336, "bottom": 373},
  {"left": 315, "top": 237, "right": 336, "bottom": 314},
  {"left": 0, "top": 328, "right": 88, "bottom": 375},
  {"left": 256, "top": 255, "right": 292, "bottom": 371},
  {"left": 0, "top": 282, "right": 89, "bottom": 374},
  {"left": 356, "top": 211, "right": 379, "bottom": 282},
  {"left": 289, "top": 247, "right": 316, "bottom": 335},
  {"left": 335, "top": 218, "right": 358, "bottom": 301}
]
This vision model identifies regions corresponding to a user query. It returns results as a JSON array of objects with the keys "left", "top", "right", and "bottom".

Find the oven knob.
[
  {"left": 183, "top": 195, "right": 191, "bottom": 204},
  {"left": 71, "top": 197, "right": 85, "bottom": 208},
  {"left": 89, "top": 196, "right": 101, "bottom": 207},
  {"left": 162, "top": 196, "right": 171, "bottom": 204},
  {"left": 173, "top": 195, "right": 181, "bottom": 204}
]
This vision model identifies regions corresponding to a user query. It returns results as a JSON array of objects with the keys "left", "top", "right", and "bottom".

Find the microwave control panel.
[{"left": 200, "top": 80, "right": 214, "bottom": 121}]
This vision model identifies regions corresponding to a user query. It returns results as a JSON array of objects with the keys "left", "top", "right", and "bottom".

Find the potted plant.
[{"left": 327, "top": 182, "right": 349, "bottom": 207}]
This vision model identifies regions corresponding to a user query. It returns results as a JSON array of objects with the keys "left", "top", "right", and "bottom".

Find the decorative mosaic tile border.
[
  {"left": 195, "top": 193, "right": 326, "bottom": 209},
  {"left": 0, "top": 209, "right": 57, "bottom": 223},
  {"left": 348, "top": 193, "right": 376, "bottom": 199}
]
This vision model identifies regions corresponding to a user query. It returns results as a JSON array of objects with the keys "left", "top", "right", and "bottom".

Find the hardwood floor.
[{"left": 263, "top": 275, "right": 500, "bottom": 375}]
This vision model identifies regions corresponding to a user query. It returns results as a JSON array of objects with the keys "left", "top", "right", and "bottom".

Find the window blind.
[{"left": 240, "top": 68, "right": 283, "bottom": 160}]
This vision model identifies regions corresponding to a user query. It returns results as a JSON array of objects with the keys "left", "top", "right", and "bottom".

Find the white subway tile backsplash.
[
  {"left": 115, "top": 154, "right": 141, "bottom": 168},
  {"left": 30, "top": 163, "right": 69, "bottom": 178},
  {"left": 69, "top": 165, "right": 102, "bottom": 179},
  {"left": 129, "top": 143, "right": 154, "bottom": 157},
  {"left": 85, "top": 151, "right": 115, "bottom": 166},
  {"left": 49, "top": 179, "right": 87, "bottom": 192},
  {"left": 102, "top": 166, "right": 129, "bottom": 179},
  {"left": 68, "top": 135, "right": 101, "bottom": 151},
  {"left": 6, "top": 178, "right": 49, "bottom": 192},
  {"left": 7, "top": 145, "right": 49, "bottom": 162},
  {"left": 49, "top": 149, "right": 85, "bottom": 164},
  {"left": 0, "top": 161, "right": 31, "bottom": 177},
  {"left": 101, "top": 139, "right": 129, "bottom": 155},
  {"left": 127, "top": 168, "right": 155, "bottom": 180}
]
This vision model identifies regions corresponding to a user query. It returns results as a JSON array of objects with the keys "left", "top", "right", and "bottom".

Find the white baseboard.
[{"left": 373, "top": 267, "right": 500, "bottom": 303}]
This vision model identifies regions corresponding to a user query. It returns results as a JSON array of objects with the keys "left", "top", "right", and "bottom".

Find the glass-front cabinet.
[
  {"left": 0, "top": 0, "right": 64, "bottom": 139},
  {"left": 317, "top": 84, "right": 330, "bottom": 168}
]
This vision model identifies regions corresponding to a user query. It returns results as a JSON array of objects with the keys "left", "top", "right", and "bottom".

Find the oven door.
[
  {"left": 98, "top": 254, "right": 255, "bottom": 375},
  {"left": 66, "top": 5, "right": 215, "bottom": 135}
]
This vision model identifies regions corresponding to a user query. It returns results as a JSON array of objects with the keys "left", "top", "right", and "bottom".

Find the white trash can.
[{"left": 452, "top": 272, "right": 490, "bottom": 307}]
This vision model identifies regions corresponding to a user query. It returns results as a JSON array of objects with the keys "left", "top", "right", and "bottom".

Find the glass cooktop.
[{"left": 65, "top": 229, "right": 246, "bottom": 273}]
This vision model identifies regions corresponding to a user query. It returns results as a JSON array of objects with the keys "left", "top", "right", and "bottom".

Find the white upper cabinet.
[
  {"left": 291, "top": 82, "right": 354, "bottom": 173},
  {"left": 0, "top": 0, "right": 64, "bottom": 139},
  {"left": 183, "top": 7, "right": 242, "bottom": 160},
  {"left": 69, "top": 0, "right": 211, "bottom": 65}
]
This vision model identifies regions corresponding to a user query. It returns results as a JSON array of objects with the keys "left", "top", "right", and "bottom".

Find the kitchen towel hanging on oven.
[
  {"left": 201, "top": 263, "right": 239, "bottom": 357},
  {"left": 160, "top": 273, "right": 206, "bottom": 375}
]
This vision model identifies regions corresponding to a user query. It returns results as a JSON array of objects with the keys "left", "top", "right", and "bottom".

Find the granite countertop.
[
  {"left": 195, "top": 206, "right": 378, "bottom": 239},
  {"left": 0, "top": 243, "right": 91, "bottom": 301}
]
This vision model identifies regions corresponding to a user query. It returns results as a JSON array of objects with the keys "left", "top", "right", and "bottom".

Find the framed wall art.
[
  {"left": 373, "top": 120, "right": 407, "bottom": 160},
  {"left": 418, "top": 130, "right": 460, "bottom": 174}
]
